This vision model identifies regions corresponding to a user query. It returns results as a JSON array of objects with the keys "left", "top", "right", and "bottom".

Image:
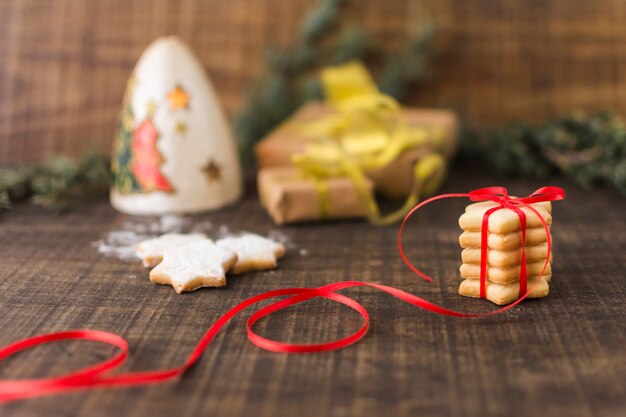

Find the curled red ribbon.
[{"left": 0, "top": 186, "right": 565, "bottom": 404}]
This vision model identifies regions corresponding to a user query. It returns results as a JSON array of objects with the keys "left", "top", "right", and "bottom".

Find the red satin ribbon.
[{"left": 0, "top": 186, "right": 565, "bottom": 404}]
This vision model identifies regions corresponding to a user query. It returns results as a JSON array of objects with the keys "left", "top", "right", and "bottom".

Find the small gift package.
[
  {"left": 457, "top": 189, "right": 557, "bottom": 305},
  {"left": 258, "top": 167, "right": 372, "bottom": 224},
  {"left": 255, "top": 61, "right": 459, "bottom": 225},
  {"left": 256, "top": 102, "right": 458, "bottom": 199}
]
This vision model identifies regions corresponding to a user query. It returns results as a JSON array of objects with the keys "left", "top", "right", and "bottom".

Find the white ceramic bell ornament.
[{"left": 110, "top": 36, "right": 242, "bottom": 215}]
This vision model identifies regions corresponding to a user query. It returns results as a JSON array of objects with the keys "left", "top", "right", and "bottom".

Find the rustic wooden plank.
[
  {"left": 0, "top": 167, "right": 624, "bottom": 417},
  {"left": 3, "top": 0, "right": 626, "bottom": 163}
]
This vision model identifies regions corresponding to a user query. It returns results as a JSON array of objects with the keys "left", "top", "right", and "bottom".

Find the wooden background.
[{"left": 1, "top": 0, "right": 626, "bottom": 164}]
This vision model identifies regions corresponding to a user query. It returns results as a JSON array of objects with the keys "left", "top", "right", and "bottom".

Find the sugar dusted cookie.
[
  {"left": 216, "top": 233, "right": 285, "bottom": 274},
  {"left": 135, "top": 233, "right": 207, "bottom": 267},
  {"left": 459, "top": 227, "right": 549, "bottom": 250},
  {"left": 460, "top": 261, "right": 552, "bottom": 284},
  {"left": 149, "top": 239, "right": 237, "bottom": 293},
  {"left": 459, "top": 277, "right": 550, "bottom": 305},
  {"left": 458, "top": 204, "right": 552, "bottom": 234},
  {"left": 461, "top": 243, "right": 551, "bottom": 267}
]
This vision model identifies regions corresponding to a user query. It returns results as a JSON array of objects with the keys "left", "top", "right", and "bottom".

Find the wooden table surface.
[{"left": 0, "top": 166, "right": 624, "bottom": 417}]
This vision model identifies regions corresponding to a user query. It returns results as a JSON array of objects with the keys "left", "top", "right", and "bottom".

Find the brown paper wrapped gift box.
[
  {"left": 254, "top": 101, "right": 459, "bottom": 198},
  {"left": 258, "top": 167, "right": 373, "bottom": 224}
]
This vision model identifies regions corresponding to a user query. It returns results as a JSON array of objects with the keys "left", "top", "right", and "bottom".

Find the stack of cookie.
[{"left": 457, "top": 200, "right": 553, "bottom": 305}]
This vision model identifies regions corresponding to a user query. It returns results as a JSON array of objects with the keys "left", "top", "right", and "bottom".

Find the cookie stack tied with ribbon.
[{"left": 457, "top": 189, "right": 555, "bottom": 305}]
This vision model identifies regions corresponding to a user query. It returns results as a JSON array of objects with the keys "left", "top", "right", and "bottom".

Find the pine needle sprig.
[
  {"left": 233, "top": 0, "right": 437, "bottom": 165},
  {"left": 462, "top": 112, "right": 626, "bottom": 195},
  {"left": 378, "top": 21, "right": 436, "bottom": 100},
  {"left": 299, "top": 0, "right": 345, "bottom": 45},
  {"left": 0, "top": 152, "right": 111, "bottom": 211}
]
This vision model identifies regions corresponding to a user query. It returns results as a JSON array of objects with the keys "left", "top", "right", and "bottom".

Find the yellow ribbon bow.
[{"left": 292, "top": 61, "right": 447, "bottom": 225}]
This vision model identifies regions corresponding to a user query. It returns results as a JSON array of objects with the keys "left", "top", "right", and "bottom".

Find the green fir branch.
[
  {"left": 299, "top": 0, "right": 345, "bottom": 45},
  {"left": 462, "top": 112, "right": 626, "bottom": 195},
  {"left": 0, "top": 152, "right": 111, "bottom": 211},
  {"left": 233, "top": 0, "right": 437, "bottom": 165}
]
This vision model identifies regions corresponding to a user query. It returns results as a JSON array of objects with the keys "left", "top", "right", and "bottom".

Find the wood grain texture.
[
  {"left": 0, "top": 166, "right": 624, "bottom": 417},
  {"left": 2, "top": 0, "right": 626, "bottom": 163}
]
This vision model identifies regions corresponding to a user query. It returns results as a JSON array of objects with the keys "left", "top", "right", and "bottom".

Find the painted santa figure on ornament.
[{"left": 111, "top": 36, "right": 242, "bottom": 215}]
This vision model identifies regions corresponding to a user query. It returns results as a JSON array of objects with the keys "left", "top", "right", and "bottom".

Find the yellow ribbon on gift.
[{"left": 292, "top": 61, "right": 447, "bottom": 225}]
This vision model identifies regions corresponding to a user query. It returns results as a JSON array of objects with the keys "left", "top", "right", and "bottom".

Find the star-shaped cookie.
[
  {"left": 149, "top": 239, "right": 237, "bottom": 293},
  {"left": 135, "top": 233, "right": 206, "bottom": 267},
  {"left": 216, "top": 233, "right": 285, "bottom": 274}
]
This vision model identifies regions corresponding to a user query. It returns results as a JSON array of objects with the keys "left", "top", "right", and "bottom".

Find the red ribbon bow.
[{"left": 0, "top": 186, "right": 564, "bottom": 404}]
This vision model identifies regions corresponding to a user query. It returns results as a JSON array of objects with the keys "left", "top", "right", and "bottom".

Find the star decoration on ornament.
[
  {"left": 146, "top": 100, "right": 158, "bottom": 117},
  {"left": 202, "top": 159, "right": 222, "bottom": 182},
  {"left": 167, "top": 84, "right": 190, "bottom": 111},
  {"left": 174, "top": 121, "right": 187, "bottom": 136}
]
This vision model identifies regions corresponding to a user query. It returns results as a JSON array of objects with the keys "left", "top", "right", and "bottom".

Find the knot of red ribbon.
[
  {"left": 0, "top": 186, "right": 565, "bottom": 404},
  {"left": 468, "top": 185, "right": 565, "bottom": 205}
]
